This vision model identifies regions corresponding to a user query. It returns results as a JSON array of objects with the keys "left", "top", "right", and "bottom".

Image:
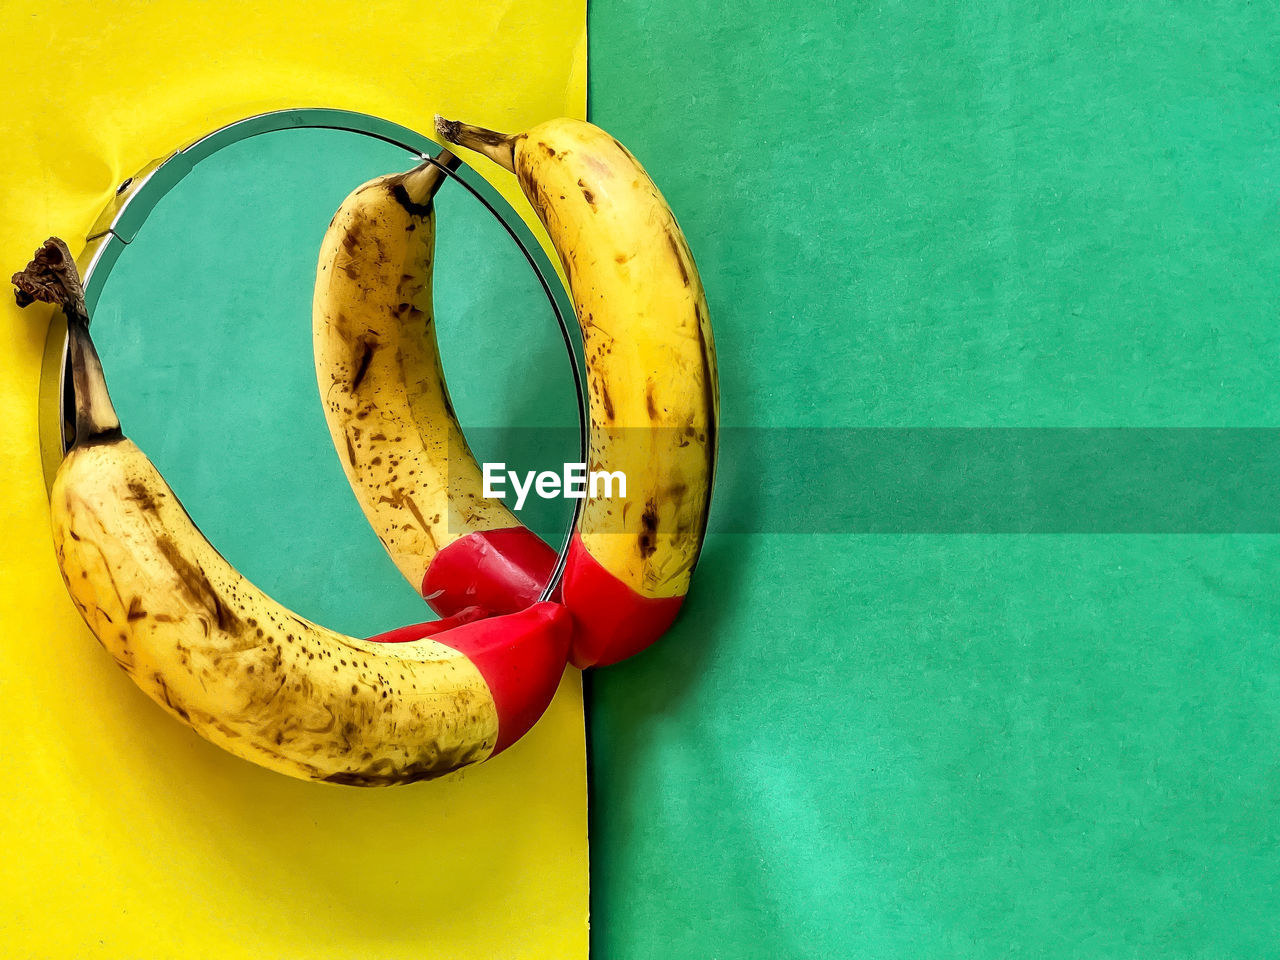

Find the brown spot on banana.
[
  {"left": 126, "top": 479, "right": 160, "bottom": 512},
  {"left": 390, "top": 183, "right": 436, "bottom": 219},
  {"left": 152, "top": 535, "right": 243, "bottom": 635},
  {"left": 598, "top": 379, "right": 615, "bottom": 421},
  {"left": 516, "top": 162, "right": 539, "bottom": 203},
  {"left": 637, "top": 500, "right": 660, "bottom": 560},
  {"left": 350, "top": 337, "right": 377, "bottom": 391},
  {"left": 667, "top": 231, "right": 691, "bottom": 286},
  {"left": 152, "top": 673, "right": 191, "bottom": 722},
  {"left": 340, "top": 222, "right": 362, "bottom": 253}
]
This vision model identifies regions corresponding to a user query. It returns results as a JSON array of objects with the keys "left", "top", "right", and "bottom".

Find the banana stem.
[
  {"left": 434, "top": 115, "right": 516, "bottom": 172},
  {"left": 13, "top": 237, "right": 121, "bottom": 446},
  {"left": 66, "top": 320, "right": 122, "bottom": 445},
  {"left": 399, "top": 148, "right": 461, "bottom": 207}
]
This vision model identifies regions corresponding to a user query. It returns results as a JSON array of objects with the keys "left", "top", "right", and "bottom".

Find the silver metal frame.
[{"left": 38, "top": 108, "right": 585, "bottom": 600}]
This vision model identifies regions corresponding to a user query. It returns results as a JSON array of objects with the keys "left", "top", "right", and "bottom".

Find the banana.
[
  {"left": 18, "top": 238, "right": 570, "bottom": 785},
  {"left": 436, "top": 116, "right": 718, "bottom": 668},
  {"left": 313, "top": 153, "right": 557, "bottom": 618}
]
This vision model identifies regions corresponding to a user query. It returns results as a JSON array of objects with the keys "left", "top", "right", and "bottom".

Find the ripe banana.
[
  {"left": 313, "top": 153, "right": 557, "bottom": 618},
  {"left": 19, "top": 238, "right": 570, "bottom": 785},
  {"left": 436, "top": 116, "right": 719, "bottom": 668}
]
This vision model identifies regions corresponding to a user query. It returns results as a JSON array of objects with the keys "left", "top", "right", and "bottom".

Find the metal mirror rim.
[{"left": 36, "top": 107, "right": 586, "bottom": 603}]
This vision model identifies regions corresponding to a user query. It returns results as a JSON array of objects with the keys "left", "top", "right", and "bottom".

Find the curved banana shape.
[
  {"left": 437, "top": 116, "right": 719, "bottom": 668},
  {"left": 19, "top": 239, "right": 570, "bottom": 785},
  {"left": 313, "top": 155, "right": 557, "bottom": 618}
]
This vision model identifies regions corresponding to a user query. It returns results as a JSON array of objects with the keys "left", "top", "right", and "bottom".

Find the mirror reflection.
[{"left": 88, "top": 124, "right": 580, "bottom": 636}]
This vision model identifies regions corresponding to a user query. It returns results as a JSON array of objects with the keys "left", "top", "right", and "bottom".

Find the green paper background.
[{"left": 588, "top": 2, "right": 1280, "bottom": 957}]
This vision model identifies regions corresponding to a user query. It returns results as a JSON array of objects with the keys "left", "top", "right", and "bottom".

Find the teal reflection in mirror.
[{"left": 90, "top": 124, "right": 580, "bottom": 637}]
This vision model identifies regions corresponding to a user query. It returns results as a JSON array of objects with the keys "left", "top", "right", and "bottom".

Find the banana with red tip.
[
  {"left": 436, "top": 116, "right": 718, "bottom": 668},
  {"left": 19, "top": 238, "right": 570, "bottom": 784},
  {"left": 313, "top": 154, "right": 558, "bottom": 620}
]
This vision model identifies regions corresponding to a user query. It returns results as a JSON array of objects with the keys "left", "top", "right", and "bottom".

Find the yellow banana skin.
[
  {"left": 439, "top": 116, "right": 719, "bottom": 600},
  {"left": 313, "top": 160, "right": 519, "bottom": 594},
  {"left": 51, "top": 438, "right": 498, "bottom": 785},
  {"left": 19, "top": 237, "right": 503, "bottom": 786}
]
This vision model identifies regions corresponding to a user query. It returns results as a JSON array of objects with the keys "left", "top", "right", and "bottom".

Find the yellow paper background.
[{"left": 0, "top": 3, "right": 588, "bottom": 958}]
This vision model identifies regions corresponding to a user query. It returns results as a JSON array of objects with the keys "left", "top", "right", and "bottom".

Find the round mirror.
[{"left": 38, "top": 111, "right": 584, "bottom": 637}]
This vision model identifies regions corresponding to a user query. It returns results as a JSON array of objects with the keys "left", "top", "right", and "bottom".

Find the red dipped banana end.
[
  {"left": 428, "top": 601, "right": 572, "bottom": 755},
  {"left": 422, "top": 527, "right": 559, "bottom": 618},
  {"left": 561, "top": 534, "right": 685, "bottom": 669},
  {"left": 363, "top": 606, "right": 490, "bottom": 643}
]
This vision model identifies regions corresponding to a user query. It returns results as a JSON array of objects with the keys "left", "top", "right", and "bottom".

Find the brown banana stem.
[
  {"left": 13, "top": 237, "right": 122, "bottom": 446},
  {"left": 399, "top": 148, "right": 461, "bottom": 206},
  {"left": 434, "top": 115, "right": 516, "bottom": 172}
]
